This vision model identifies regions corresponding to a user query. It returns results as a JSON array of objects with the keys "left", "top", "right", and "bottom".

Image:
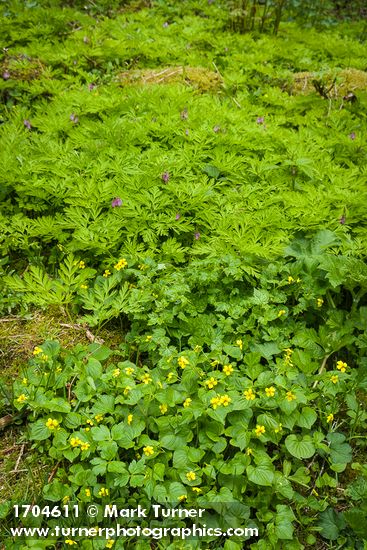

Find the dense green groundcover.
[{"left": 0, "top": 1, "right": 367, "bottom": 549}]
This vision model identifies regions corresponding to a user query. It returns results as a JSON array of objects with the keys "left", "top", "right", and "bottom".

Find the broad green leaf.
[
  {"left": 247, "top": 463, "right": 274, "bottom": 487},
  {"left": 275, "top": 505, "right": 295, "bottom": 540},
  {"left": 296, "top": 407, "right": 317, "bottom": 429},
  {"left": 29, "top": 419, "right": 53, "bottom": 441},
  {"left": 91, "top": 425, "right": 110, "bottom": 442},
  {"left": 318, "top": 508, "right": 346, "bottom": 540},
  {"left": 285, "top": 435, "right": 315, "bottom": 459}
]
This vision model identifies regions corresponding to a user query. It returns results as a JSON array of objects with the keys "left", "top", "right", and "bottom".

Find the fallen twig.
[
  {"left": 13, "top": 444, "right": 25, "bottom": 473},
  {"left": 312, "top": 354, "right": 330, "bottom": 388},
  {"left": 48, "top": 461, "right": 60, "bottom": 483}
]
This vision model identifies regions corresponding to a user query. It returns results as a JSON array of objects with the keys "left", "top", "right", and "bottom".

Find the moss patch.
[
  {"left": 0, "top": 309, "right": 123, "bottom": 384},
  {"left": 119, "top": 66, "right": 223, "bottom": 92},
  {"left": 0, "top": 426, "right": 46, "bottom": 503},
  {"left": 1, "top": 54, "right": 44, "bottom": 81},
  {"left": 290, "top": 68, "right": 367, "bottom": 97}
]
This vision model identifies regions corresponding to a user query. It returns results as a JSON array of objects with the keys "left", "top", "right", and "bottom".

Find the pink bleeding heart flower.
[
  {"left": 111, "top": 197, "right": 123, "bottom": 208},
  {"left": 194, "top": 232, "right": 200, "bottom": 240},
  {"left": 70, "top": 113, "right": 79, "bottom": 124},
  {"left": 175, "top": 213, "right": 181, "bottom": 220},
  {"left": 256, "top": 116, "right": 265, "bottom": 124},
  {"left": 162, "top": 172, "right": 170, "bottom": 183},
  {"left": 23, "top": 119, "right": 32, "bottom": 130}
]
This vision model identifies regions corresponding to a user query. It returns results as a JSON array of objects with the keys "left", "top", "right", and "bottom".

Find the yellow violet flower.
[
  {"left": 204, "top": 377, "right": 218, "bottom": 389},
  {"left": 62, "top": 495, "right": 70, "bottom": 504},
  {"left": 210, "top": 360, "right": 219, "bottom": 367},
  {"left": 123, "top": 386, "right": 131, "bottom": 395},
  {"left": 70, "top": 437, "right": 82, "bottom": 447},
  {"left": 125, "top": 367, "right": 135, "bottom": 376},
  {"left": 331, "top": 375, "right": 339, "bottom": 384},
  {"left": 277, "top": 309, "right": 286, "bottom": 317},
  {"left": 194, "top": 345, "right": 202, "bottom": 353},
  {"left": 186, "top": 471, "right": 196, "bottom": 482},
  {"left": 127, "top": 414, "right": 133, "bottom": 425},
  {"left": 80, "top": 284, "right": 88, "bottom": 289},
  {"left": 98, "top": 487, "right": 109, "bottom": 497},
  {"left": 86, "top": 419, "right": 94, "bottom": 426},
  {"left": 274, "top": 423, "right": 283, "bottom": 433},
  {"left": 114, "top": 258, "right": 127, "bottom": 270},
  {"left": 223, "top": 364, "right": 234, "bottom": 376},
  {"left": 22, "top": 378, "right": 28, "bottom": 385},
  {"left": 65, "top": 540, "right": 77, "bottom": 546},
  {"left": 78, "top": 261, "right": 85, "bottom": 269},
  {"left": 244, "top": 388, "right": 256, "bottom": 401},
  {"left": 141, "top": 374, "right": 152, "bottom": 384},
  {"left": 103, "top": 269, "right": 111, "bottom": 278},
  {"left": 33, "top": 346, "right": 42, "bottom": 355},
  {"left": 143, "top": 446, "right": 154, "bottom": 457},
  {"left": 46, "top": 418, "right": 59, "bottom": 430},
  {"left": 94, "top": 414, "right": 104, "bottom": 423},
  {"left": 236, "top": 339, "right": 243, "bottom": 350},
  {"left": 80, "top": 442, "right": 90, "bottom": 452},
  {"left": 167, "top": 371, "right": 175, "bottom": 381},
  {"left": 105, "top": 541, "right": 115, "bottom": 549},
  {"left": 112, "top": 368, "right": 120, "bottom": 378},
  {"left": 327, "top": 414, "right": 334, "bottom": 423},
  {"left": 265, "top": 386, "right": 276, "bottom": 397},
  {"left": 85, "top": 488, "right": 91, "bottom": 497},
  {"left": 159, "top": 404, "right": 168, "bottom": 414},
  {"left": 283, "top": 348, "right": 294, "bottom": 366},
  {"left": 336, "top": 360, "right": 348, "bottom": 373},
  {"left": 192, "top": 487, "right": 202, "bottom": 493},
  {"left": 183, "top": 398, "right": 192, "bottom": 408},
  {"left": 246, "top": 448, "right": 253, "bottom": 456},
  {"left": 255, "top": 425, "right": 266, "bottom": 437},
  {"left": 145, "top": 335, "right": 152, "bottom": 342},
  {"left": 285, "top": 391, "right": 296, "bottom": 402},
  {"left": 219, "top": 395, "right": 231, "bottom": 407},
  {"left": 178, "top": 495, "right": 187, "bottom": 501},
  {"left": 317, "top": 298, "right": 324, "bottom": 307},
  {"left": 287, "top": 276, "right": 294, "bottom": 283},
  {"left": 16, "top": 394, "right": 28, "bottom": 403},
  {"left": 210, "top": 396, "right": 222, "bottom": 409},
  {"left": 178, "top": 356, "right": 189, "bottom": 369}
]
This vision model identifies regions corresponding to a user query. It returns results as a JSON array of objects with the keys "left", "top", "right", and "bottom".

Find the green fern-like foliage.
[{"left": 0, "top": 0, "right": 366, "bottom": 314}]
